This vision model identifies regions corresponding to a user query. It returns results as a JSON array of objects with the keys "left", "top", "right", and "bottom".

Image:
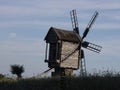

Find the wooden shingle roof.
[{"left": 45, "top": 27, "right": 81, "bottom": 43}]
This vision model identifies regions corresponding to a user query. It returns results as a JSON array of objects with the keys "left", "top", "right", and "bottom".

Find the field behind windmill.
[{"left": 1, "top": 73, "right": 120, "bottom": 90}]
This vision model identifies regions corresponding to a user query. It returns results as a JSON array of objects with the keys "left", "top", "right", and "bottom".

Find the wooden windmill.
[{"left": 44, "top": 10, "right": 102, "bottom": 77}]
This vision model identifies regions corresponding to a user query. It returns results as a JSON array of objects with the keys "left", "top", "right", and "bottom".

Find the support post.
[{"left": 60, "top": 68, "right": 66, "bottom": 90}]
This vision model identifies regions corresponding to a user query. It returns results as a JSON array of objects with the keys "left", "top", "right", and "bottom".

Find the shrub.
[
  {"left": 10, "top": 64, "right": 25, "bottom": 79},
  {"left": 0, "top": 73, "right": 5, "bottom": 79}
]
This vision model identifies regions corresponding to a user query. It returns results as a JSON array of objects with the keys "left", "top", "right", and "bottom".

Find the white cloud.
[
  {"left": 0, "top": 0, "right": 119, "bottom": 31},
  {"left": 94, "top": 23, "right": 120, "bottom": 30},
  {"left": 97, "top": 37, "right": 120, "bottom": 58},
  {"left": 8, "top": 32, "right": 16, "bottom": 38},
  {"left": 0, "top": 38, "right": 45, "bottom": 56},
  {"left": 0, "top": 0, "right": 120, "bottom": 18},
  {"left": 0, "top": 38, "right": 47, "bottom": 77}
]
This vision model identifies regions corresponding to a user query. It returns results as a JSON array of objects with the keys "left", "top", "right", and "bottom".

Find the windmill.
[
  {"left": 70, "top": 9, "right": 102, "bottom": 75},
  {"left": 43, "top": 9, "right": 102, "bottom": 77}
]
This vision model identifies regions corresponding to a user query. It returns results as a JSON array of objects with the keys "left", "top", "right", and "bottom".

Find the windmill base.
[{"left": 52, "top": 68, "right": 73, "bottom": 77}]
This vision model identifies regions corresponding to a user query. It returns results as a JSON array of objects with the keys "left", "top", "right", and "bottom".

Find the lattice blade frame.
[{"left": 82, "top": 41, "right": 102, "bottom": 53}]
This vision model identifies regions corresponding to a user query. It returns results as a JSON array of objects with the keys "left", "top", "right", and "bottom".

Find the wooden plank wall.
[{"left": 60, "top": 41, "right": 79, "bottom": 69}]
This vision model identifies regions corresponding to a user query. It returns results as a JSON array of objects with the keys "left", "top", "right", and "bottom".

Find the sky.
[{"left": 0, "top": 0, "right": 120, "bottom": 77}]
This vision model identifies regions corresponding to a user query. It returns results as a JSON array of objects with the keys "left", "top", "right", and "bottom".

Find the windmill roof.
[{"left": 45, "top": 27, "right": 81, "bottom": 42}]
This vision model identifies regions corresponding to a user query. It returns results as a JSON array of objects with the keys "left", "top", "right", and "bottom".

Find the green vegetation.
[{"left": 1, "top": 71, "right": 120, "bottom": 90}]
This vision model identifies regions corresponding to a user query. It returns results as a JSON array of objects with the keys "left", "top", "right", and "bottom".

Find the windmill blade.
[
  {"left": 87, "top": 11, "right": 99, "bottom": 29},
  {"left": 82, "top": 11, "right": 99, "bottom": 40},
  {"left": 70, "top": 9, "right": 79, "bottom": 34},
  {"left": 82, "top": 41, "right": 102, "bottom": 53}
]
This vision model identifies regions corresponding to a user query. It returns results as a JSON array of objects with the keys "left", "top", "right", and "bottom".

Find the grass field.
[{"left": 1, "top": 74, "right": 120, "bottom": 90}]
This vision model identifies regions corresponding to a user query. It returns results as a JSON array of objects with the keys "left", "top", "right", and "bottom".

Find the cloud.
[
  {"left": 8, "top": 32, "right": 16, "bottom": 38},
  {"left": 0, "top": 0, "right": 120, "bottom": 18},
  {"left": 0, "top": 38, "right": 46, "bottom": 76},
  {"left": 0, "top": 0, "right": 119, "bottom": 31},
  {"left": 0, "top": 38, "right": 45, "bottom": 56},
  {"left": 101, "top": 39, "right": 120, "bottom": 58}
]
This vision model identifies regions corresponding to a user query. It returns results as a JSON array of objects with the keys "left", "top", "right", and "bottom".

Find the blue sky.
[{"left": 0, "top": 0, "right": 120, "bottom": 77}]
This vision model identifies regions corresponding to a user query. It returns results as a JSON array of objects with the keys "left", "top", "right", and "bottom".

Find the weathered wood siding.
[{"left": 60, "top": 41, "right": 79, "bottom": 69}]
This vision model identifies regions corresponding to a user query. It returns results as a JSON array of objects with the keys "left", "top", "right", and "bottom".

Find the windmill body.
[
  {"left": 44, "top": 10, "right": 102, "bottom": 77},
  {"left": 44, "top": 27, "right": 81, "bottom": 76}
]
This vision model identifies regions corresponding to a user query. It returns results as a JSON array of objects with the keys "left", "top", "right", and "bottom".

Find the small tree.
[
  {"left": 0, "top": 73, "right": 5, "bottom": 79},
  {"left": 10, "top": 64, "right": 24, "bottom": 79}
]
